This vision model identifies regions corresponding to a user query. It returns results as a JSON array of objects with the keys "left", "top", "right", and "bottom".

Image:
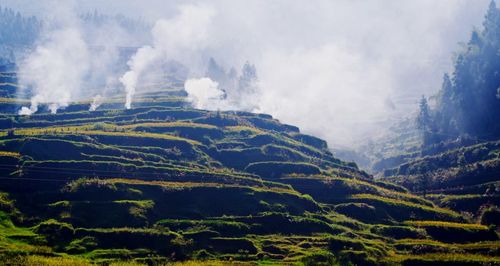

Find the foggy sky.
[{"left": 0, "top": 0, "right": 493, "bottom": 147}]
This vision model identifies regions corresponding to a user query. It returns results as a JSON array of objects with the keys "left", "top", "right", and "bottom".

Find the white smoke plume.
[
  {"left": 184, "top": 78, "right": 226, "bottom": 110},
  {"left": 120, "top": 4, "right": 215, "bottom": 109},
  {"left": 19, "top": 28, "right": 90, "bottom": 115},
  {"left": 89, "top": 94, "right": 103, "bottom": 111},
  {"left": 16, "top": 1, "right": 146, "bottom": 115}
]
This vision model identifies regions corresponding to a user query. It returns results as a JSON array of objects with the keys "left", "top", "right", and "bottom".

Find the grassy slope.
[
  {"left": 378, "top": 139, "right": 500, "bottom": 221},
  {"left": 0, "top": 78, "right": 498, "bottom": 265}
]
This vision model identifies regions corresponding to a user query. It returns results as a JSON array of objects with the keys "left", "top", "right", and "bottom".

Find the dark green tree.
[
  {"left": 483, "top": 0, "right": 500, "bottom": 43},
  {"left": 435, "top": 73, "right": 457, "bottom": 138},
  {"left": 431, "top": 1, "right": 500, "bottom": 140},
  {"left": 206, "top": 57, "right": 227, "bottom": 86},
  {"left": 238, "top": 61, "right": 257, "bottom": 93},
  {"left": 416, "top": 96, "right": 436, "bottom": 145},
  {"left": 417, "top": 96, "right": 431, "bottom": 131}
]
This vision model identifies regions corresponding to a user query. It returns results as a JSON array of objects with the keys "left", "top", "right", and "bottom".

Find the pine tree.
[
  {"left": 436, "top": 74, "right": 458, "bottom": 137},
  {"left": 483, "top": 0, "right": 499, "bottom": 44},
  {"left": 417, "top": 96, "right": 431, "bottom": 132},
  {"left": 468, "top": 29, "right": 483, "bottom": 47},
  {"left": 206, "top": 57, "right": 228, "bottom": 93},
  {"left": 238, "top": 61, "right": 257, "bottom": 93},
  {"left": 417, "top": 95, "right": 436, "bottom": 145},
  {"left": 412, "top": 0, "right": 500, "bottom": 143}
]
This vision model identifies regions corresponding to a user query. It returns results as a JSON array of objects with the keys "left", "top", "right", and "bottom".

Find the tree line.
[{"left": 417, "top": 0, "right": 500, "bottom": 146}]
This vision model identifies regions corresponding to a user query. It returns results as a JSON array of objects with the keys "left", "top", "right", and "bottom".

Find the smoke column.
[
  {"left": 19, "top": 27, "right": 90, "bottom": 115},
  {"left": 16, "top": 1, "right": 146, "bottom": 115},
  {"left": 120, "top": 4, "right": 214, "bottom": 109},
  {"left": 184, "top": 77, "right": 227, "bottom": 110}
]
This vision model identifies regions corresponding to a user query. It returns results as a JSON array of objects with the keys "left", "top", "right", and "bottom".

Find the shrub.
[
  {"left": 334, "top": 203, "right": 392, "bottom": 224},
  {"left": 301, "top": 251, "right": 339, "bottom": 266},
  {"left": 406, "top": 221, "right": 498, "bottom": 243},
  {"left": 244, "top": 161, "right": 321, "bottom": 178},
  {"left": 479, "top": 206, "right": 500, "bottom": 228},
  {"left": 371, "top": 225, "right": 426, "bottom": 239},
  {"left": 35, "top": 219, "right": 75, "bottom": 244}
]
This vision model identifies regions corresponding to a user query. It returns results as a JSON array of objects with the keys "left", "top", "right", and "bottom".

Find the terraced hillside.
[
  {"left": 380, "top": 139, "right": 500, "bottom": 221},
  {"left": 347, "top": 3, "right": 500, "bottom": 246},
  {"left": 368, "top": 10, "right": 500, "bottom": 227},
  {"left": 0, "top": 71, "right": 499, "bottom": 265},
  {"left": 348, "top": 111, "right": 500, "bottom": 241}
]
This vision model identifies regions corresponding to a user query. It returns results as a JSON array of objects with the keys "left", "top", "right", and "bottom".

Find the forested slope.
[{"left": 361, "top": 1, "right": 500, "bottom": 238}]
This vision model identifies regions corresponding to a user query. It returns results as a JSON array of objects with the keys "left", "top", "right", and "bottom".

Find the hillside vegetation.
[{"left": 0, "top": 77, "right": 499, "bottom": 265}]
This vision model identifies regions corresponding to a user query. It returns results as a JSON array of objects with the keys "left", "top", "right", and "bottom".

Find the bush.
[
  {"left": 35, "top": 219, "right": 75, "bottom": 244},
  {"left": 479, "top": 206, "right": 500, "bottom": 227},
  {"left": 334, "top": 203, "right": 391, "bottom": 224},
  {"left": 407, "top": 221, "right": 498, "bottom": 243},
  {"left": 301, "top": 251, "right": 339, "bottom": 266},
  {"left": 371, "top": 225, "right": 426, "bottom": 239},
  {"left": 244, "top": 161, "right": 321, "bottom": 178}
]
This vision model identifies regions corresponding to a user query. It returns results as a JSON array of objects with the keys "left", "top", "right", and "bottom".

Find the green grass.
[
  {"left": 121, "top": 121, "right": 218, "bottom": 130},
  {"left": 0, "top": 211, "right": 49, "bottom": 258},
  {"left": 8, "top": 127, "right": 202, "bottom": 145},
  {"left": 405, "top": 221, "right": 489, "bottom": 230},
  {"left": 65, "top": 178, "right": 298, "bottom": 195},
  {"left": 225, "top": 125, "right": 266, "bottom": 135},
  {"left": 0, "top": 255, "right": 91, "bottom": 266},
  {"left": 385, "top": 253, "right": 500, "bottom": 265},
  {"left": 394, "top": 238, "right": 500, "bottom": 249},
  {"left": 0, "top": 151, "right": 20, "bottom": 157},
  {"left": 0, "top": 100, "right": 498, "bottom": 265},
  {"left": 325, "top": 175, "right": 433, "bottom": 206},
  {"left": 112, "top": 200, "right": 155, "bottom": 209},
  {"left": 351, "top": 194, "right": 461, "bottom": 220}
]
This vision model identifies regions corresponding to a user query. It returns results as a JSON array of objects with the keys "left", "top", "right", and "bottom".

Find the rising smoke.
[
  {"left": 18, "top": 27, "right": 89, "bottom": 115},
  {"left": 120, "top": 4, "right": 214, "bottom": 109},
  {"left": 16, "top": 1, "right": 146, "bottom": 115},
  {"left": 184, "top": 78, "right": 224, "bottom": 110}
]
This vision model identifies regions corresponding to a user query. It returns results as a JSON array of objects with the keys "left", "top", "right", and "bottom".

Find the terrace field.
[{"left": 0, "top": 75, "right": 498, "bottom": 265}]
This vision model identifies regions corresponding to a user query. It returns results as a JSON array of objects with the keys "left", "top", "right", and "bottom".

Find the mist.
[{"left": 1, "top": 0, "right": 492, "bottom": 148}]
